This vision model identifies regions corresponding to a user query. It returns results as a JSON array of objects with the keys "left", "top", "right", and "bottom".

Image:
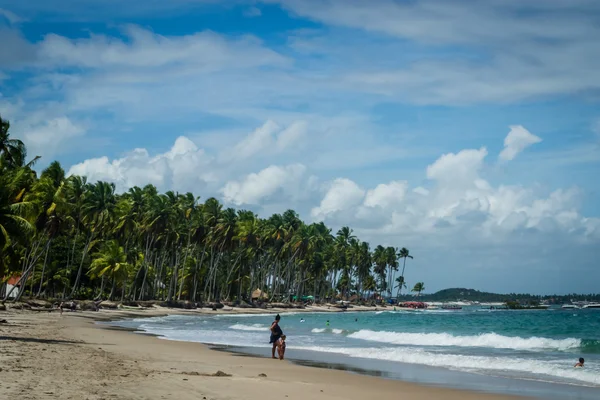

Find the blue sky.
[{"left": 1, "top": 0, "right": 599, "bottom": 294}]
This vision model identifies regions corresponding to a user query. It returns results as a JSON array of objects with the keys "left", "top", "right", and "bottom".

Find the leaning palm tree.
[
  {"left": 412, "top": 282, "right": 425, "bottom": 297},
  {"left": 396, "top": 247, "right": 413, "bottom": 296}
]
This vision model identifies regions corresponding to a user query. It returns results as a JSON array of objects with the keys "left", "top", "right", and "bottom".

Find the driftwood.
[
  {"left": 29, "top": 307, "right": 58, "bottom": 312},
  {"left": 26, "top": 300, "right": 53, "bottom": 308},
  {"left": 156, "top": 300, "right": 197, "bottom": 309},
  {"left": 99, "top": 301, "right": 119, "bottom": 309}
]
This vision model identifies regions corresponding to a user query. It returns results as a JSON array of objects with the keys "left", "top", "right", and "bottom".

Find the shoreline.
[{"left": 0, "top": 307, "right": 528, "bottom": 400}]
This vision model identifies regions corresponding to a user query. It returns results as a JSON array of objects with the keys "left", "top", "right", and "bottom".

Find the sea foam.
[
  {"left": 229, "top": 324, "right": 268, "bottom": 331},
  {"left": 293, "top": 345, "right": 600, "bottom": 386},
  {"left": 348, "top": 330, "right": 581, "bottom": 351}
]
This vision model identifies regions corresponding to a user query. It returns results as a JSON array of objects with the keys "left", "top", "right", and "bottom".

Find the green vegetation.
[
  {"left": 0, "top": 116, "right": 415, "bottom": 304},
  {"left": 399, "top": 288, "right": 600, "bottom": 304},
  {"left": 411, "top": 282, "right": 425, "bottom": 297}
]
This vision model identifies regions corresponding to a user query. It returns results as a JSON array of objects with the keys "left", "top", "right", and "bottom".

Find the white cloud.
[
  {"left": 312, "top": 144, "right": 599, "bottom": 242},
  {"left": 23, "top": 117, "right": 85, "bottom": 156},
  {"left": 499, "top": 125, "right": 542, "bottom": 161},
  {"left": 221, "top": 164, "right": 308, "bottom": 205},
  {"left": 267, "top": 0, "right": 600, "bottom": 104},
  {"left": 67, "top": 136, "right": 215, "bottom": 193},
  {"left": 364, "top": 181, "right": 408, "bottom": 209},
  {"left": 223, "top": 120, "right": 307, "bottom": 162},
  {"left": 38, "top": 25, "right": 287, "bottom": 70},
  {"left": 0, "top": 8, "right": 22, "bottom": 24},
  {"left": 244, "top": 6, "right": 262, "bottom": 18},
  {"left": 311, "top": 178, "right": 365, "bottom": 220},
  {"left": 426, "top": 147, "right": 487, "bottom": 185}
]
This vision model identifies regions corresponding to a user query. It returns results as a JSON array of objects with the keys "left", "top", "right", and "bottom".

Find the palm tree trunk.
[
  {"left": 397, "top": 257, "right": 407, "bottom": 298},
  {"left": 192, "top": 244, "right": 206, "bottom": 302},
  {"left": 109, "top": 278, "right": 116, "bottom": 300},
  {"left": 69, "top": 232, "right": 93, "bottom": 299},
  {"left": 36, "top": 240, "right": 52, "bottom": 298},
  {"left": 6, "top": 239, "right": 49, "bottom": 302},
  {"left": 62, "top": 226, "right": 80, "bottom": 299},
  {"left": 96, "top": 276, "right": 105, "bottom": 300}
]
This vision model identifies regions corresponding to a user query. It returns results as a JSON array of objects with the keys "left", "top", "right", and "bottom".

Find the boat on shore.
[{"left": 561, "top": 304, "right": 580, "bottom": 309}]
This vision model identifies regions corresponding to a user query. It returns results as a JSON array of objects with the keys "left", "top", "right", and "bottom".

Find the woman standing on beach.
[{"left": 270, "top": 314, "right": 283, "bottom": 359}]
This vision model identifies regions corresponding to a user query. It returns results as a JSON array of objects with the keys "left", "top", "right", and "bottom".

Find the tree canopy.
[{"left": 0, "top": 115, "right": 415, "bottom": 304}]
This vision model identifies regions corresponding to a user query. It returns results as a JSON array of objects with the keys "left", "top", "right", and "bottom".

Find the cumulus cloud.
[
  {"left": 312, "top": 142, "right": 599, "bottom": 242},
  {"left": 67, "top": 136, "right": 215, "bottom": 193},
  {"left": 499, "top": 125, "right": 542, "bottom": 161},
  {"left": 311, "top": 178, "right": 365, "bottom": 220},
  {"left": 221, "top": 164, "right": 308, "bottom": 205},
  {"left": 426, "top": 148, "right": 487, "bottom": 185},
  {"left": 364, "top": 181, "right": 408, "bottom": 209}
]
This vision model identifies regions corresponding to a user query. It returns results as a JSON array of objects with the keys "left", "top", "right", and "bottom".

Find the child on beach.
[
  {"left": 574, "top": 358, "right": 585, "bottom": 368},
  {"left": 276, "top": 335, "right": 286, "bottom": 360}
]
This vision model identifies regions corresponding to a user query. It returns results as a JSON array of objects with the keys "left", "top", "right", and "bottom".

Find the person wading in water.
[{"left": 270, "top": 314, "right": 283, "bottom": 359}]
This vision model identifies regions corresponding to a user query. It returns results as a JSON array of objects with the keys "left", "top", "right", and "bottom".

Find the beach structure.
[
  {"left": 0, "top": 275, "right": 23, "bottom": 299},
  {"left": 251, "top": 289, "right": 268, "bottom": 300}
]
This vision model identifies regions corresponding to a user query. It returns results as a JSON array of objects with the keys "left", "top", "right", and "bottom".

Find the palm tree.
[
  {"left": 2, "top": 116, "right": 416, "bottom": 306},
  {"left": 412, "top": 282, "right": 425, "bottom": 297},
  {"left": 0, "top": 116, "right": 25, "bottom": 166},
  {"left": 372, "top": 245, "right": 387, "bottom": 299},
  {"left": 89, "top": 240, "right": 129, "bottom": 300},
  {"left": 395, "top": 276, "right": 407, "bottom": 299},
  {"left": 69, "top": 181, "right": 117, "bottom": 298},
  {"left": 396, "top": 247, "right": 414, "bottom": 297},
  {"left": 0, "top": 168, "right": 34, "bottom": 252}
]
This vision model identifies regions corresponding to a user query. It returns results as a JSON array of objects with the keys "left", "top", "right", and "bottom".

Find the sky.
[{"left": 1, "top": 0, "right": 599, "bottom": 295}]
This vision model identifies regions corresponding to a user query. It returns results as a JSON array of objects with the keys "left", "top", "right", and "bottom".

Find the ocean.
[{"left": 110, "top": 308, "right": 600, "bottom": 399}]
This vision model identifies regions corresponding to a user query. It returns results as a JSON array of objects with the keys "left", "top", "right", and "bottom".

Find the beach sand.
[{"left": 0, "top": 306, "right": 528, "bottom": 400}]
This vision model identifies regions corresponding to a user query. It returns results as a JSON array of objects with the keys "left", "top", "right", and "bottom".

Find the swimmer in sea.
[{"left": 574, "top": 357, "right": 585, "bottom": 368}]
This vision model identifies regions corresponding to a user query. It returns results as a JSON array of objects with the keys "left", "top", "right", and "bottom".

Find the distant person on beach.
[
  {"left": 575, "top": 358, "right": 585, "bottom": 368},
  {"left": 270, "top": 314, "right": 283, "bottom": 359},
  {"left": 326, "top": 320, "right": 330, "bottom": 326},
  {"left": 300, "top": 318, "right": 305, "bottom": 323},
  {"left": 276, "top": 335, "right": 287, "bottom": 360}
]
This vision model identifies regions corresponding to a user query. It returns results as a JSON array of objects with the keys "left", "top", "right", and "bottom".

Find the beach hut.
[
  {"left": 0, "top": 275, "right": 22, "bottom": 299},
  {"left": 251, "top": 289, "right": 268, "bottom": 300}
]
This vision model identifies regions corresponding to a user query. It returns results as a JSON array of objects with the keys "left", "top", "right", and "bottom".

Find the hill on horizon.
[{"left": 398, "top": 288, "right": 600, "bottom": 303}]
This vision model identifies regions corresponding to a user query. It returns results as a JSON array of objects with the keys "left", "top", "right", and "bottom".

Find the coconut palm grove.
[{"left": 0, "top": 116, "right": 415, "bottom": 304}]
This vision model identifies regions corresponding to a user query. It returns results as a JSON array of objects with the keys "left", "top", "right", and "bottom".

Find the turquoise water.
[{"left": 113, "top": 308, "right": 600, "bottom": 391}]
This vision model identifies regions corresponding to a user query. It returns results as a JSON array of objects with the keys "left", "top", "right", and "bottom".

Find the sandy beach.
[{"left": 0, "top": 306, "right": 529, "bottom": 400}]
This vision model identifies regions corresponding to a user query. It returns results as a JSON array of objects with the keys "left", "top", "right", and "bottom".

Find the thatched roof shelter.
[{"left": 252, "top": 289, "right": 268, "bottom": 299}]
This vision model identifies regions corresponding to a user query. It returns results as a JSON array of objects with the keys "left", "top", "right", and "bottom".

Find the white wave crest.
[
  {"left": 229, "top": 324, "right": 268, "bottom": 331},
  {"left": 311, "top": 328, "right": 345, "bottom": 334},
  {"left": 348, "top": 330, "right": 581, "bottom": 351},
  {"left": 293, "top": 345, "right": 600, "bottom": 386}
]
